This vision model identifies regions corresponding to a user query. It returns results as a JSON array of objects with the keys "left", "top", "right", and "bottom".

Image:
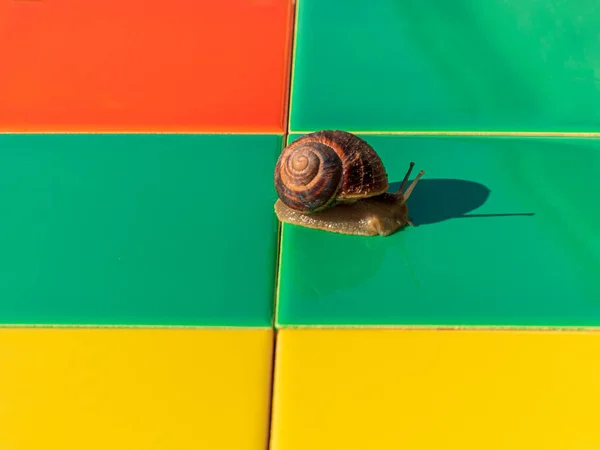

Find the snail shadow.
[{"left": 389, "top": 178, "right": 535, "bottom": 226}]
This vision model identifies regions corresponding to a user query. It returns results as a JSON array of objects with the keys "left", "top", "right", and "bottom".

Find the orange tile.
[{"left": 0, "top": 0, "right": 294, "bottom": 132}]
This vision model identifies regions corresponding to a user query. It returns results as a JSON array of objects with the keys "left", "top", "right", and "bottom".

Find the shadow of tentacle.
[{"left": 389, "top": 178, "right": 535, "bottom": 226}]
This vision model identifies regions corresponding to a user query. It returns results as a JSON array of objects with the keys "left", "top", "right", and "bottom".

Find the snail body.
[{"left": 274, "top": 130, "right": 424, "bottom": 237}]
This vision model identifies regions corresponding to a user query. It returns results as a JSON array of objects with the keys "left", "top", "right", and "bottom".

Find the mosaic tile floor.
[{"left": 1, "top": 0, "right": 599, "bottom": 448}]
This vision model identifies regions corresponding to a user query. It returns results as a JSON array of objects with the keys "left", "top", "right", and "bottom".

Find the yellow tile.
[
  {"left": 0, "top": 328, "right": 274, "bottom": 450},
  {"left": 271, "top": 329, "right": 600, "bottom": 450}
]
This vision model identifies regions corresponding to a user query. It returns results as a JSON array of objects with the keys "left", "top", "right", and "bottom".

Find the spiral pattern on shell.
[
  {"left": 274, "top": 141, "right": 343, "bottom": 213},
  {"left": 274, "top": 130, "right": 389, "bottom": 214}
]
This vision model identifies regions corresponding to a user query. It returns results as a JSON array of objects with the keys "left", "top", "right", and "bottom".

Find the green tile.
[
  {"left": 290, "top": 0, "right": 600, "bottom": 132},
  {"left": 276, "top": 133, "right": 600, "bottom": 327},
  {"left": 0, "top": 133, "right": 281, "bottom": 326}
]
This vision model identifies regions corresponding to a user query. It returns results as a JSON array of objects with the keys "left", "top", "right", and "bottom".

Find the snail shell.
[{"left": 274, "top": 130, "right": 389, "bottom": 213}]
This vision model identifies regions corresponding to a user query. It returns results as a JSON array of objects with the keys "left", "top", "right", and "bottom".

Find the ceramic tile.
[
  {"left": 0, "top": 0, "right": 294, "bottom": 132},
  {"left": 271, "top": 329, "right": 600, "bottom": 450},
  {"left": 0, "top": 328, "right": 274, "bottom": 450},
  {"left": 290, "top": 0, "right": 600, "bottom": 132},
  {"left": 0, "top": 134, "right": 281, "bottom": 326},
  {"left": 276, "top": 134, "right": 600, "bottom": 327}
]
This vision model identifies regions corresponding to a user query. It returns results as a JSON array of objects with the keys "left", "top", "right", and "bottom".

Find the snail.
[{"left": 273, "top": 130, "right": 424, "bottom": 237}]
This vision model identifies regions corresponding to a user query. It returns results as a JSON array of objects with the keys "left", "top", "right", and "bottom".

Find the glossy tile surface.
[
  {"left": 290, "top": 0, "right": 600, "bottom": 132},
  {"left": 0, "top": 328, "right": 274, "bottom": 450},
  {"left": 0, "top": 0, "right": 294, "bottom": 132},
  {"left": 271, "top": 329, "right": 600, "bottom": 450},
  {"left": 277, "top": 134, "right": 600, "bottom": 327},
  {"left": 0, "top": 134, "right": 281, "bottom": 326}
]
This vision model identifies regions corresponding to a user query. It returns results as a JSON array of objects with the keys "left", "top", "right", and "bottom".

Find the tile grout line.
[
  {"left": 273, "top": 324, "right": 600, "bottom": 332},
  {"left": 281, "top": 0, "right": 298, "bottom": 135},
  {"left": 0, "top": 131, "right": 287, "bottom": 135},
  {"left": 273, "top": 0, "right": 300, "bottom": 331},
  {"left": 0, "top": 324, "right": 274, "bottom": 330},
  {"left": 290, "top": 130, "right": 600, "bottom": 137},
  {"left": 3, "top": 130, "right": 597, "bottom": 138},
  {"left": 267, "top": 1, "right": 299, "bottom": 449},
  {"left": 265, "top": 328, "right": 279, "bottom": 450},
  {"left": 285, "top": 0, "right": 301, "bottom": 136}
]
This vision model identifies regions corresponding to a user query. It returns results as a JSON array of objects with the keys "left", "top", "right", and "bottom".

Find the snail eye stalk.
[
  {"left": 398, "top": 161, "right": 415, "bottom": 193},
  {"left": 403, "top": 169, "right": 425, "bottom": 202}
]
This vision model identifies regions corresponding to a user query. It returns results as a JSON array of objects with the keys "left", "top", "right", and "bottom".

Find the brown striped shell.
[{"left": 274, "top": 130, "right": 389, "bottom": 213}]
